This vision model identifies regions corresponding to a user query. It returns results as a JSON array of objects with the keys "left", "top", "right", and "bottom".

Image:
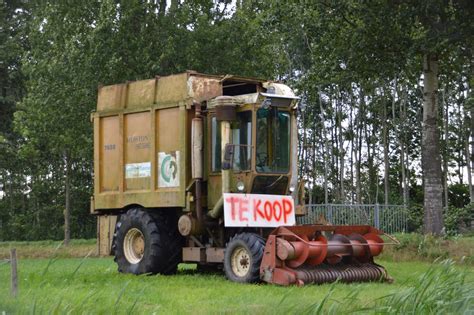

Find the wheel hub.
[
  {"left": 123, "top": 228, "right": 145, "bottom": 264},
  {"left": 231, "top": 246, "right": 251, "bottom": 277}
]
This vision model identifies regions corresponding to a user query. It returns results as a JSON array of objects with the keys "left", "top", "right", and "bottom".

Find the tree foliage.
[{"left": 0, "top": 0, "right": 473, "bottom": 240}]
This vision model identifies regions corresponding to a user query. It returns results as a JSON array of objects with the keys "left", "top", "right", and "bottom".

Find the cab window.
[{"left": 211, "top": 116, "right": 221, "bottom": 172}]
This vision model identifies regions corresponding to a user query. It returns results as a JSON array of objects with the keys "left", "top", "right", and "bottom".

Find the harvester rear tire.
[
  {"left": 224, "top": 233, "right": 265, "bottom": 283},
  {"left": 113, "top": 208, "right": 182, "bottom": 275}
]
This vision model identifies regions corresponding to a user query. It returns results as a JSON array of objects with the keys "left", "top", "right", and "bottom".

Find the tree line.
[{"left": 0, "top": 0, "right": 472, "bottom": 241}]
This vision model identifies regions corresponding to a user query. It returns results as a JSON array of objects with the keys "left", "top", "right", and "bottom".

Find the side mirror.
[{"left": 222, "top": 144, "right": 234, "bottom": 170}]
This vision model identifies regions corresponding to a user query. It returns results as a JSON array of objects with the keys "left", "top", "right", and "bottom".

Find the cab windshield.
[
  {"left": 231, "top": 111, "right": 252, "bottom": 171},
  {"left": 256, "top": 107, "right": 290, "bottom": 173}
]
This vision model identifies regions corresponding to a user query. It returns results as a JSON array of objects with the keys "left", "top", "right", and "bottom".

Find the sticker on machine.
[
  {"left": 158, "top": 151, "right": 180, "bottom": 187},
  {"left": 223, "top": 193, "right": 295, "bottom": 227},
  {"left": 125, "top": 162, "right": 151, "bottom": 178}
]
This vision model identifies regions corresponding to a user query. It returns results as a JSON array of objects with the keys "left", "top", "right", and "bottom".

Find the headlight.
[
  {"left": 289, "top": 184, "right": 296, "bottom": 193},
  {"left": 236, "top": 181, "right": 245, "bottom": 192}
]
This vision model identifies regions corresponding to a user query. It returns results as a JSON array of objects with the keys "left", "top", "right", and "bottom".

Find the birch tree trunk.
[
  {"left": 330, "top": 94, "right": 338, "bottom": 200},
  {"left": 350, "top": 90, "right": 354, "bottom": 203},
  {"left": 300, "top": 108, "right": 307, "bottom": 178},
  {"left": 468, "top": 75, "right": 474, "bottom": 203},
  {"left": 372, "top": 127, "right": 379, "bottom": 203},
  {"left": 64, "top": 153, "right": 71, "bottom": 246},
  {"left": 338, "top": 98, "right": 345, "bottom": 202},
  {"left": 465, "top": 138, "right": 472, "bottom": 203},
  {"left": 399, "top": 88, "right": 408, "bottom": 207},
  {"left": 383, "top": 85, "right": 392, "bottom": 206},
  {"left": 365, "top": 118, "right": 372, "bottom": 203},
  {"left": 356, "top": 89, "right": 364, "bottom": 203},
  {"left": 442, "top": 87, "right": 449, "bottom": 208},
  {"left": 422, "top": 53, "right": 444, "bottom": 235},
  {"left": 319, "top": 87, "right": 329, "bottom": 204},
  {"left": 463, "top": 94, "right": 473, "bottom": 203},
  {"left": 311, "top": 129, "right": 317, "bottom": 202},
  {"left": 457, "top": 100, "right": 464, "bottom": 184},
  {"left": 471, "top": 101, "right": 474, "bottom": 203},
  {"left": 383, "top": 105, "right": 389, "bottom": 205}
]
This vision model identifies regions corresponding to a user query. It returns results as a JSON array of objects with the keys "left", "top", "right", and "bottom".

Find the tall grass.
[
  {"left": 0, "top": 239, "right": 97, "bottom": 259},
  {"left": 380, "top": 233, "right": 474, "bottom": 264},
  {"left": 374, "top": 260, "right": 473, "bottom": 314},
  {"left": 268, "top": 259, "right": 473, "bottom": 314},
  {"left": 0, "top": 254, "right": 473, "bottom": 314}
]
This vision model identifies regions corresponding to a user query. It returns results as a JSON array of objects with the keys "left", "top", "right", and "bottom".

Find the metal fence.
[{"left": 297, "top": 204, "right": 408, "bottom": 234}]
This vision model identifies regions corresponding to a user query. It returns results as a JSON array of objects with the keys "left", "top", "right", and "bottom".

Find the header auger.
[
  {"left": 91, "top": 71, "right": 393, "bottom": 286},
  {"left": 260, "top": 225, "right": 390, "bottom": 286}
]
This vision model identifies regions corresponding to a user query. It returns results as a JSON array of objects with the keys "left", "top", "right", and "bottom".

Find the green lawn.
[
  {"left": 1, "top": 257, "right": 473, "bottom": 314},
  {"left": 0, "top": 239, "right": 96, "bottom": 260}
]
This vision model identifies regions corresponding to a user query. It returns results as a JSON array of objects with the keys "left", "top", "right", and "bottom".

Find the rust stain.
[{"left": 191, "top": 77, "right": 222, "bottom": 102}]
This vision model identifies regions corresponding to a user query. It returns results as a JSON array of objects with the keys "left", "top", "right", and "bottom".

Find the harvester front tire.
[
  {"left": 113, "top": 208, "right": 181, "bottom": 275},
  {"left": 224, "top": 233, "right": 265, "bottom": 283}
]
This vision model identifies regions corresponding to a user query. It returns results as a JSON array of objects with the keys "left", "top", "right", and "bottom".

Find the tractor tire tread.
[
  {"left": 113, "top": 208, "right": 183, "bottom": 275},
  {"left": 224, "top": 232, "right": 266, "bottom": 283}
]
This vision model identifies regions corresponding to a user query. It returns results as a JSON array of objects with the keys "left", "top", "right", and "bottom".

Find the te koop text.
[{"left": 223, "top": 193, "right": 295, "bottom": 227}]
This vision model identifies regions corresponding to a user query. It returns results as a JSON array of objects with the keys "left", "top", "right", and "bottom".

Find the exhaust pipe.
[{"left": 191, "top": 102, "right": 204, "bottom": 224}]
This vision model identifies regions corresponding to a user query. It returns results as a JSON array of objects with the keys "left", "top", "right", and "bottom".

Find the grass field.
[
  {"left": 0, "top": 238, "right": 473, "bottom": 314},
  {"left": 0, "top": 239, "right": 97, "bottom": 260}
]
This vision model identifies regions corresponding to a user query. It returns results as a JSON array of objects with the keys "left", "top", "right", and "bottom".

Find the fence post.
[
  {"left": 403, "top": 205, "right": 408, "bottom": 232},
  {"left": 374, "top": 204, "right": 380, "bottom": 229},
  {"left": 10, "top": 248, "right": 18, "bottom": 298},
  {"left": 328, "top": 204, "right": 333, "bottom": 224}
]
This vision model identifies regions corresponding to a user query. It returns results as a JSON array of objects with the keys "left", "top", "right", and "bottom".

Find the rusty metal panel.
[
  {"left": 97, "top": 84, "right": 126, "bottom": 111},
  {"left": 188, "top": 76, "right": 222, "bottom": 102},
  {"left": 156, "top": 107, "right": 179, "bottom": 152},
  {"left": 155, "top": 73, "right": 188, "bottom": 103},
  {"left": 185, "top": 108, "right": 194, "bottom": 188},
  {"left": 97, "top": 215, "right": 117, "bottom": 256},
  {"left": 206, "top": 248, "right": 224, "bottom": 263},
  {"left": 124, "top": 111, "right": 151, "bottom": 191},
  {"left": 208, "top": 175, "right": 222, "bottom": 209},
  {"left": 182, "top": 247, "right": 206, "bottom": 262},
  {"left": 126, "top": 79, "right": 156, "bottom": 109},
  {"left": 99, "top": 116, "right": 120, "bottom": 192},
  {"left": 182, "top": 247, "right": 224, "bottom": 263},
  {"left": 93, "top": 114, "right": 100, "bottom": 199},
  {"left": 156, "top": 107, "right": 181, "bottom": 189},
  {"left": 93, "top": 72, "right": 223, "bottom": 211}
]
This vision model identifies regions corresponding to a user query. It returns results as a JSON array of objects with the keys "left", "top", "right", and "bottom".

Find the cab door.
[{"left": 207, "top": 114, "right": 222, "bottom": 210}]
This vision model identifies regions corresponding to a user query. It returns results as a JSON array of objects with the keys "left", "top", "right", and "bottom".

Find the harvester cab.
[{"left": 92, "top": 72, "right": 391, "bottom": 286}]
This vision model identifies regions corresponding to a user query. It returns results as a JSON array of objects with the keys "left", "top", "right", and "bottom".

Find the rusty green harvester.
[{"left": 91, "top": 71, "right": 393, "bottom": 286}]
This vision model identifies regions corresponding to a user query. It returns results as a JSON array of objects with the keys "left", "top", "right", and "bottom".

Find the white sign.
[
  {"left": 158, "top": 151, "right": 180, "bottom": 187},
  {"left": 125, "top": 162, "right": 151, "bottom": 178},
  {"left": 223, "top": 193, "right": 295, "bottom": 227}
]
